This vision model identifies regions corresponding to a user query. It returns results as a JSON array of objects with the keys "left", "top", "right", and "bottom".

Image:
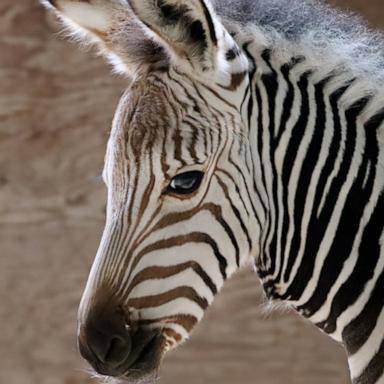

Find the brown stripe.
[
  {"left": 138, "top": 172, "right": 156, "bottom": 217},
  {"left": 125, "top": 261, "right": 217, "bottom": 296},
  {"left": 128, "top": 286, "right": 208, "bottom": 309},
  {"left": 164, "top": 328, "right": 182, "bottom": 343},
  {"left": 128, "top": 231, "right": 227, "bottom": 280},
  {"left": 219, "top": 71, "right": 247, "bottom": 91},
  {"left": 132, "top": 203, "right": 222, "bottom": 250}
]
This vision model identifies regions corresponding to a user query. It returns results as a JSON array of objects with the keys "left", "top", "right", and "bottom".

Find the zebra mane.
[{"left": 213, "top": 0, "right": 384, "bottom": 87}]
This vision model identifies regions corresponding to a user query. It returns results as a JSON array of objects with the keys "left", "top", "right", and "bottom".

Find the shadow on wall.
[{"left": 0, "top": 1, "right": 383, "bottom": 384}]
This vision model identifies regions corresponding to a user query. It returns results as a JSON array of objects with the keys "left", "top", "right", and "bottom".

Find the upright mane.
[{"left": 214, "top": 0, "right": 384, "bottom": 88}]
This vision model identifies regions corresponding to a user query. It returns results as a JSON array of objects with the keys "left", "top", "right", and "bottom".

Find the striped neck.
[{"left": 238, "top": 31, "right": 384, "bottom": 384}]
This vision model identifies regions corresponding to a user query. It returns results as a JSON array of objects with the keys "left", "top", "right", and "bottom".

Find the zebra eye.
[{"left": 167, "top": 171, "right": 204, "bottom": 195}]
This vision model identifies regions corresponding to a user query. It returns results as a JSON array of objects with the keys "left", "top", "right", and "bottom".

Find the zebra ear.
[
  {"left": 41, "top": 0, "right": 168, "bottom": 76},
  {"left": 127, "top": 0, "right": 222, "bottom": 71},
  {"left": 42, "top": 0, "right": 245, "bottom": 77},
  {"left": 42, "top": 0, "right": 115, "bottom": 41}
]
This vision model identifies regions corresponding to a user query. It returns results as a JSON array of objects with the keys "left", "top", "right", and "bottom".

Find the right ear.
[{"left": 41, "top": 0, "right": 169, "bottom": 76}]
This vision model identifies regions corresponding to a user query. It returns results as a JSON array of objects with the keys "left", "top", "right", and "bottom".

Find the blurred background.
[{"left": 0, "top": 1, "right": 383, "bottom": 383}]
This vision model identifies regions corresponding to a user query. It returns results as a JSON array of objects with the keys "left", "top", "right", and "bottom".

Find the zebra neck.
[{"left": 240, "top": 36, "right": 384, "bottom": 384}]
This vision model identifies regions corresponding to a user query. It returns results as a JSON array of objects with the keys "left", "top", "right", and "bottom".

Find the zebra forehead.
[
  {"left": 126, "top": 85, "right": 170, "bottom": 149},
  {"left": 111, "top": 75, "right": 215, "bottom": 155},
  {"left": 119, "top": 78, "right": 183, "bottom": 138}
]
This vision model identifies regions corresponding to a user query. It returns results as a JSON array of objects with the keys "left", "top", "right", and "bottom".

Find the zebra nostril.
[
  {"left": 104, "top": 335, "right": 132, "bottom": 364},
  {"left": 89, "top": 330, "right": 131, "bottom": 367}
]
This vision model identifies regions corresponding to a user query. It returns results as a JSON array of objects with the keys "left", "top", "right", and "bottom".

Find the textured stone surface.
[{"left": 0, "top": 1, "right": 382, "bottom": 384}]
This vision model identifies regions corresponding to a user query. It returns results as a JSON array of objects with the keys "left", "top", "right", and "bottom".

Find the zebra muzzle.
[{"left": 77, "top": 293, "right": 163, "bottom": 378}]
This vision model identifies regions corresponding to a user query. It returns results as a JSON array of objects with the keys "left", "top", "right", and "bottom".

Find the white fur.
[{"left": 58, "top": 1, "right": 111, "bottom": 31}]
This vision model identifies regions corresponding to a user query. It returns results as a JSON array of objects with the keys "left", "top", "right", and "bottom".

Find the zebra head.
[{"left": 43, "top": 0, "right": 257, "bottom": 381}]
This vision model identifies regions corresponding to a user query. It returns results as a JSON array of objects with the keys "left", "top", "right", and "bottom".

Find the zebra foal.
[{"left": 42, "top": 0, "right": 384, "bottom": 383}]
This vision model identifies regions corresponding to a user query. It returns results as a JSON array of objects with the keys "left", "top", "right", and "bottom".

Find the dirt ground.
[{"left": 0, "top": 1, "right": 383, "bottom": 384}]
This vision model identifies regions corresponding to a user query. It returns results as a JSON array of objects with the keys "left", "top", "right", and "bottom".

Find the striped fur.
[{"left": 43, "top": 0, "right": 384, "bottom": 383}]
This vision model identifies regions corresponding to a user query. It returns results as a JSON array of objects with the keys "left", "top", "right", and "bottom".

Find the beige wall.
[{"left": 1, "top": 1, "right": 383, "bottom": 384}]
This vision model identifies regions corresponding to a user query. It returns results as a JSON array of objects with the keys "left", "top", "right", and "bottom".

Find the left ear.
[{"left": 128, "top": 0, "right": 243, "bottom": 73}]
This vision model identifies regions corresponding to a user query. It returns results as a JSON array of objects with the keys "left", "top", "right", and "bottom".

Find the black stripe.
[
  {"left": 218, "top": 216, "right": 241, "bottom": 267},
  {"left": 342, "top": 193, "right": 384, "bottom": 354},
  {"left": 242, "top": 44, "right": 269, "bottom": 223},
  {"left": 364, "top": 107, "right": 384, "bottom": 131},
  {"left": 353, "top": 337, "right": 384, "bottom": 384},
  {"left": 261, "top": 49, "right": 281, "bottom": 277},
  {"left": 217, "top": 168, "right": 251, "bottom": 218},
  {"left": 281, "top": 74, "right": 327, "bottom": 294},
  {"left": 284, "top": 96, "right": 370, "bottom": 302},
  {"left": 227, "top": 136, "right": 263, "bottom": 228},
  {"left": 215, "top": 174, "right": 253, "bottom": 252},
  {"left": 313, "top": 122, "right": 379, "bottom": 333},
  {"left": 259, "top": 71, "right": 311, "bottom": 280}
]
